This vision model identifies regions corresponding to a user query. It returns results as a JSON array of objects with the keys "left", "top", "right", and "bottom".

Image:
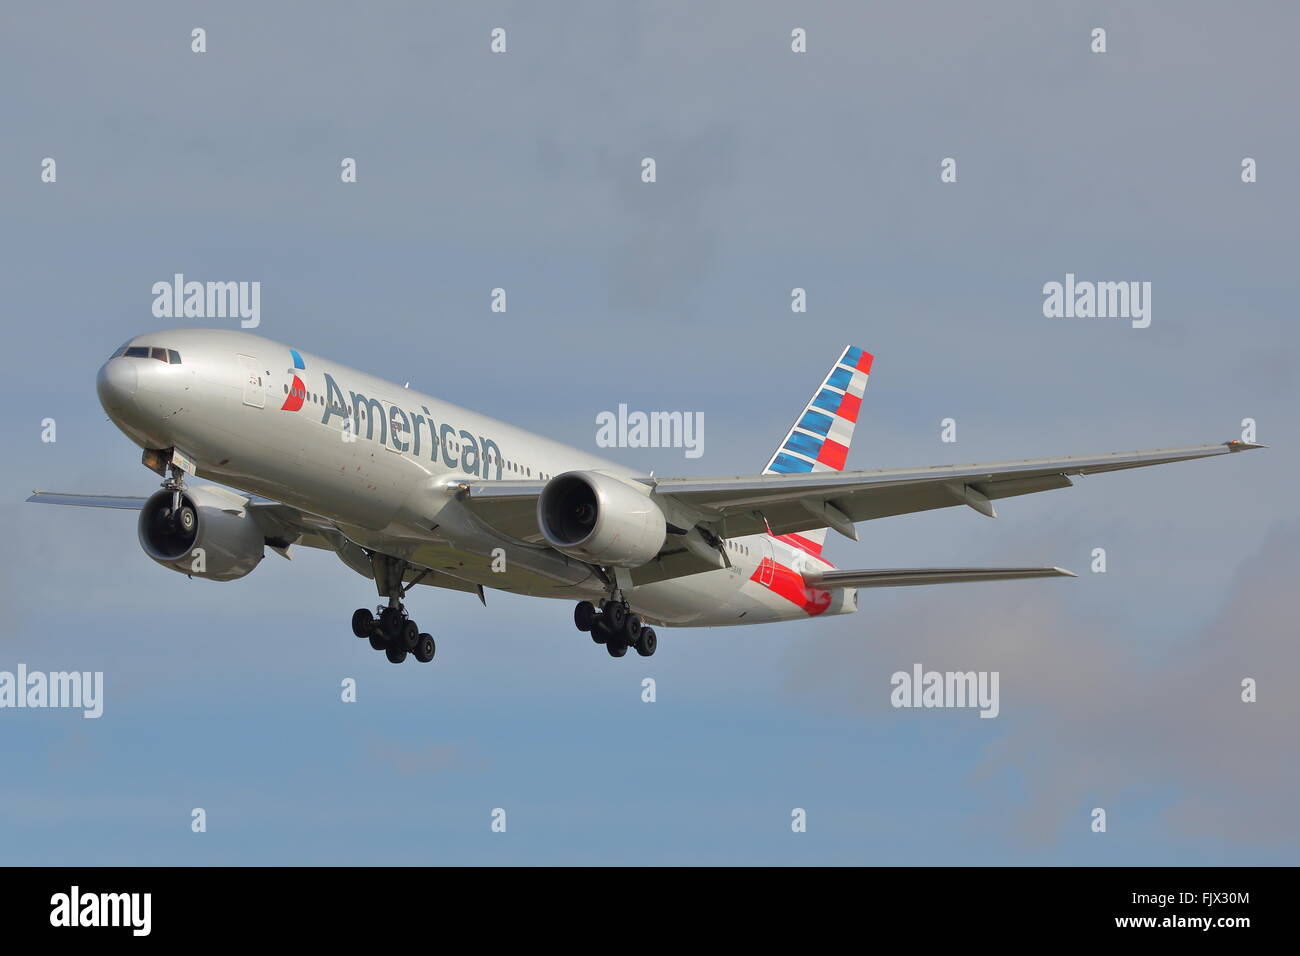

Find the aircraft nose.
[{"left": 96, "top": 357, "right": 138, "bottom": 413}]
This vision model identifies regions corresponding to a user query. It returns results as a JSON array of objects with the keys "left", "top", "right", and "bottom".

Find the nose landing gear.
[{"left": 574, "top": 599, "right": 657, "bottom": 658}]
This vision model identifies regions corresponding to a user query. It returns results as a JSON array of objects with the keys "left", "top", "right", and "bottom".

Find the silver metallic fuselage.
[{"left": 97, "top": 329, "right": 855, "bottom": 627}]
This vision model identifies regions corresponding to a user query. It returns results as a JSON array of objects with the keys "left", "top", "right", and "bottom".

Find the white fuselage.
[{"left": 97, "top": 329, "right": 857, "bottom": 627}]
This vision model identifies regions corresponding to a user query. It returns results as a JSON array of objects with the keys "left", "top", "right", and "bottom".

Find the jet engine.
[
  {"left": 137, "top": 485, "right": 266, "bottom": 581},
  {"left": 537, "top": 471, "right": 667, "bottom": 568}
]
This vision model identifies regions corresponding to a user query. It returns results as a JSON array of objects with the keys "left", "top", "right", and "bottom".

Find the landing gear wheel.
[
  {"left": 622, "top": 612, "right": 642, "bottom": 644},
  {"left": 400, "top": 620, "right": 419, "bottom": 651},
  {"left": 604, "top": 602, "right": 627, "bottom": 634},
  {"left": 574, "top": 601, "right": 597, "bottom": 632},
  {"left": 414, "top": 633, "right": 435, "bottom": 663},
  {"left": 606, "top": 641, "right": 628, "bottom": 658},
  {"left": 368, "top": 632, "right": 387, "bottom": 651},
  {"left": 351, "top": 608, "right": 374, "bottom": 638},
  {"left": 380, "top": 607, "right": 405, "bottom": 641},
  {"left": 635, "top": 626, "right": 657, "bottom": 657},
  {"left": 385, "top": 646, "right": 408, "bottom": 664},
  {"left": 177, "top": 506, "right": 196, "bottom": 534}
]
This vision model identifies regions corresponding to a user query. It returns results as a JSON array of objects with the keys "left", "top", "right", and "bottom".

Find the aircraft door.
[{"left": 237, "top": 354, "right": 265, "bottom": 408}]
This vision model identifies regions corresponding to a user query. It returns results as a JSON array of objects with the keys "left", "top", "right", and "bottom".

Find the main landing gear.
[
  {"left": 352, "top": 553, "right": 436, "bottom": 664},
  {"left": 574, "top": 599, "right": 657, "bottom": 658},
  {"left": 351, "top": 606, "right": 436, "bottom": 664}
]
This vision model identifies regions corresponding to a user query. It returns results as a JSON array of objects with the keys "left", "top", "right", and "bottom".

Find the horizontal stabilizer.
[{"left": 803, "top": 566, "right": 1077, "bottom": 589}]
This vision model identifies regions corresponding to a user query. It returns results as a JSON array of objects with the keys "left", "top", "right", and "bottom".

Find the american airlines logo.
[
  {"left": 290, "top": 365, "right": 506, "bottom": 480},
  {"left": 281, "top": 348, "right": 308, "bottom": 412}
]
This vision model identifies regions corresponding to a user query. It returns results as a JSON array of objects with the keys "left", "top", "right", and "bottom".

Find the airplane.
[{"left": 28, "top": 329, "right": 1263, "bottom": 664}]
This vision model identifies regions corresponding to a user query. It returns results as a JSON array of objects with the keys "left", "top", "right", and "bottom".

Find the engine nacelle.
[
  {"left": 137, "top": 486, "right": 266, "bottom": 581},
  {"left": 537, "top": 471, "right": 667, "bottom": 568}
]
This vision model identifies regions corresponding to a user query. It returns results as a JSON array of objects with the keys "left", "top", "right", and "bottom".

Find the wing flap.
[{"left": 456, "top": 480, "right": 547, "bottom": 501}]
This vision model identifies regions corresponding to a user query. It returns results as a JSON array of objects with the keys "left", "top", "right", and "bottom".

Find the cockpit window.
[{"left": 116, "top": 345, "right": 182, "bottom": 363}]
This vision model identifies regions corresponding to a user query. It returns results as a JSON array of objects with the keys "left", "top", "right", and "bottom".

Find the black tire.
[
  {"left": 604, "top": 603, "right": 627, "bottom": 633},
  {"left": 590, "top": 617, "right": 608, "bottom": 644},
  {"left": 401, "top": 620, "right": 419, "bottom": 651},
  {"left": 385, "top": 646, "right": 408, "bottom": 664},
  {"left": 574, "top": 601, "right": 597, "bottom": 632},
  {"left": 380, "top": 607, "right": 404, "bottom": 640},
  {"left": 177, "top": 506, "right": 197, "bottom": 534},
  {"left": 351, "top": 608, "right": 374, "bottom": 638},
  {"left": 368, "top": 632, "right": 386, "bottom": 651},
  {"left": 635, "top": 626, "right": 657, "bottom": 657},
  {"left": 606, "top": 641, "right": 628, "bottom": 658},
  {"left": 622, "top": 612, "right": 642, "bottom": 644},
  {"left": 414, "top": 633, "right": 435, "bottom": 663}
]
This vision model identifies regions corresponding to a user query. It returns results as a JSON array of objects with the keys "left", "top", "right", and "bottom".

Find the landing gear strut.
[
  {"left": 575, "top": 598, "right": 657, "bottom": 658},
  {"left": 351, "top": 554, "right": 436, "bottom": 664},
  {"left": 150, "top": 462, "right": 195, "bottom": 539}
]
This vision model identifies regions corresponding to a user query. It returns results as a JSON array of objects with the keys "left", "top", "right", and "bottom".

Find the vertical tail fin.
[{"left": 761, "top": 345, "right": 874, "bottom": 555}]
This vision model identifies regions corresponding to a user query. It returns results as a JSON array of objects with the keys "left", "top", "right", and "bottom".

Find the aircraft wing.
[
  {"left": 643, "top": 439, "right": 1264, "bottom": 539},
  {"left": 803, "top": 566, "right": 1076, "bottom": 589},
  {"left": 456, "top": 439, "right": 1262, "bottom": 544},
  {"left": 450, "top": 439, "right": 1263, "bottom": 584},
  {"left": 25, "top": 492, "right": 150, "bottom": 509},
  {"left": 24, "top": 490, "right": 484, "bottom": 597},
  {"left": 26, "top": 490, "right": 336, "bottom": 548}
]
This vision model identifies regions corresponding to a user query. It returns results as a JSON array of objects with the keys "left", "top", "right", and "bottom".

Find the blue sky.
[{"left": 1, "top": 1, "right": 1296, "bottom": 864}]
